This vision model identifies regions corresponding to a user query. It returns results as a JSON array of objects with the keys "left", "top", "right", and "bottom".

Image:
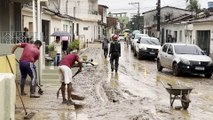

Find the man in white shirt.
[{"left": 52, "top": 36, "right": 62, "bottom": 66}]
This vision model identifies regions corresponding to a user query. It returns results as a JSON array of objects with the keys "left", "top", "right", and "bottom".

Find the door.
[
  {"left": 42, "top": 20, "right": 50, "bottom": 45},
  {"left": 197, "top": 30, "right": 210, "bottom": 55}
]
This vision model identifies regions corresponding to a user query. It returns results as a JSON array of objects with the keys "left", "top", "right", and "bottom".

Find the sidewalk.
[{"left": 15, "top": 42, "right": 102, "bottom": 120}]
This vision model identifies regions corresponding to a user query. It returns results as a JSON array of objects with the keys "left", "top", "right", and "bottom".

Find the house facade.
[
  {"left": 159, "top": 10, "right": 213, "bottom": 57},
  {"left": 98, "top": 4, "right": 108, "bottom": 41},
  {"left": 143, "top": 6, "right": 191, "bottom": 38}
]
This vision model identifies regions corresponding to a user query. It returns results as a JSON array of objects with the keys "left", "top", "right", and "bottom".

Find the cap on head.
[{"left": 112, "top": 34, "right": 118, "bottom": 40}]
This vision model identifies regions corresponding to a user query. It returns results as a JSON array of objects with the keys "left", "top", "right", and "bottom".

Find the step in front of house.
[
  {"left": 42, "top": 67, "right": 59, "bottom": 74},
  {"left": 42, "top": 73, "right": 59, "bottom": 79},
  {"left": 40, "top": 78, "right": 60, "bottom": 86}
]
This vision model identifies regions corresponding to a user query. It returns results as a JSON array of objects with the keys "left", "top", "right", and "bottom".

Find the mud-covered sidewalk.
[{"left": 15, "top": 43, "right": 104, "bottom": 120}]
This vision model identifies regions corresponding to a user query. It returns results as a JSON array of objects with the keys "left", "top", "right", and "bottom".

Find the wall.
[
  {"left": 193, "top": 22, "right": 213, "bottom": 57},
  {"left": 0, "top": 54, "right": 16, "bottom": 120},
  {"left": 79, "top": 21, "right": 98, "bottom": 42},
  {"left": 144, "top": 7, "right": 191, "bottom": 28}
]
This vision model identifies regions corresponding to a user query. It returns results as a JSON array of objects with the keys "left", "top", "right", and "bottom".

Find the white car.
[
  {"left": 118, "top": 34, "right": 125, "bottom": 41},
  {"left": 130, "top": 33, "right": 149, "bottom": 50},
  {"left": 134, "top": 37, "right": 161, "bottom": 59},
  {"left": 157, "top": 43, "right": 213, "bottom": 78}
]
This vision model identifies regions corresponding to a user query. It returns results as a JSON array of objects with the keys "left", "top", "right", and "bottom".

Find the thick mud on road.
[{"left": 74, "top": 42, "right": 213, "bottom": 120}]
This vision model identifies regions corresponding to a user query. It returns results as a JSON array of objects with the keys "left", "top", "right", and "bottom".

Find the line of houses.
[
  {"left": 0, "top": 0, "right": 119, "bottom": 48},
  {"left": 1, "top": 0, "right": 213, "bottom": 58},
  {"left": 143, "top": 6, "right": 213, "bottom": 57}
]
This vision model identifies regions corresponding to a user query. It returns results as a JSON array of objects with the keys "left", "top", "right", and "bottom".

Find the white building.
[{"left": 143, "top": 6, "right": 191, "bottom": 39}]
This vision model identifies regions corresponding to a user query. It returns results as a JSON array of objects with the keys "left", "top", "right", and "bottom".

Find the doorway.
[{"left": 197, "top": 30, "right": 210, "bottom": 55}]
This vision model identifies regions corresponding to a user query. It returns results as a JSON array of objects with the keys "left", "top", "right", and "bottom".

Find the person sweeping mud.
[
  {"left": 11, "top": 40, "right": 42, "bottom": 98},
  {"left": 58, "top": 52, "right": 82, "bottom": 105},
  {"left": 109, "top": 34, "right": 121, "bottom": 73}
]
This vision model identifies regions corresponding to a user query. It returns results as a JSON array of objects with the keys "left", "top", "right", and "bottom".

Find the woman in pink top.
[{"left": 58, "top": 53, "right": 82, "bottom": 105}]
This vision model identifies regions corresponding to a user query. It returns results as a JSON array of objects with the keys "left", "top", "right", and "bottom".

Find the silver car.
[{"left": 157, "top": 43, "right": 213, "bottom": 78}]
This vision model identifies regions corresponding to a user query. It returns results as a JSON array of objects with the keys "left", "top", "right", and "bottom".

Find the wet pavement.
[{"left": 15, "top": 42, "right": 213, "bottom": 120}]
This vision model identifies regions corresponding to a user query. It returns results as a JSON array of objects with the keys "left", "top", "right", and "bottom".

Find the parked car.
[
  {"left": 130, "top": 33, "right": 149, "bottom": 50},
  {"left": 134, "top": 36, "right": 161, "bottom": 59},
  {"left": 157, "top": 43, "right": 213, "bottom": 78},
  {"left": 118, "top": 34, "right": 125, "bottom": 41}
]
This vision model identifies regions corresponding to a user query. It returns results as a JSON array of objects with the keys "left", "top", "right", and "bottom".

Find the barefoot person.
[
  {"left": 58, "top": 53, "right": 82, "bottom": 105},
  {"left": 11, "top": 40, "right": 42, "bottom": 98}
]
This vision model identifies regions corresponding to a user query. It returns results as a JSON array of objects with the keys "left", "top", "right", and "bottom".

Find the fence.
[{"left": 0, "top": 31, "right": 38, "bottom": 44}]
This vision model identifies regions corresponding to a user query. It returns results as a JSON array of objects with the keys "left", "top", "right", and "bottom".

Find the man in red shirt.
[
  {"left": 58, "top": 53, "right": 82, "bottom": 105},
  {"left": 11, "top": 40, "right": 42, "bottom": 98}
]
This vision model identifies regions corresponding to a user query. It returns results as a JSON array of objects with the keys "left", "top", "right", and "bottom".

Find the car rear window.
[
  {"left": 174, "top": 45, "right": 203, "bottom": 55},
  {"left": 141, "top": 38, "right": 160, "bottom": 45}
]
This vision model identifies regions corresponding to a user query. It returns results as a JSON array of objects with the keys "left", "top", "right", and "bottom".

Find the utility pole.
[
  {"left": 129, "top": 2, "right": 140, "bottom": 30},
  {"left": 156, "top": 0, "right": 161, "bottom": 39}
]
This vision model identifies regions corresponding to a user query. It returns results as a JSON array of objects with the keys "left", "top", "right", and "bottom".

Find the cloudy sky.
[{"left": 98, "top": 0, "right": 211, "bottom": 16}]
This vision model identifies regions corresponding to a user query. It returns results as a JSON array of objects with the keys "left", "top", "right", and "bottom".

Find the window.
[
  {"left": 162, "top": 44, "right": 169, "bottom": 52},
  {"left": 167, "top": 45, "right": 173, "bottom": 54},
  {"left": 83, "top": 27, "right": 88, "bottom": 30}
]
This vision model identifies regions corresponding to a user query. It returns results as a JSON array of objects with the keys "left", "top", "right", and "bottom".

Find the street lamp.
[{"left": 129, "top": 2, "right": 140, "bottom": 30}]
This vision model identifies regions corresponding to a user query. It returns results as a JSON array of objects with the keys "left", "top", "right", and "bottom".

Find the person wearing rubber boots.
[
  {"left": 11, "top": 40, "right": 42, "bottom": 98},
  {"left": 109, "top": 34, "right": 121, "bottom": 73},
  {"left": 58, "top": 52, "right": 82, "bottom": 105}
]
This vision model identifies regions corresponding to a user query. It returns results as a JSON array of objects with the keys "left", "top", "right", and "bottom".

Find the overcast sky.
[{"left": 98, "top": 0, "right": 211, "bottom": 16}]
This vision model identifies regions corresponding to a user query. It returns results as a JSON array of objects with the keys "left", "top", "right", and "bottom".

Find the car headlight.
[
  {"left": 140, "top": 46, "right": 147, "bottom": 50},
  {"left": 208, "top": 60, "right": 213, "bottom": 65},
  {"left": 180, "top": 58, "right": 190, "bottom": 65}
]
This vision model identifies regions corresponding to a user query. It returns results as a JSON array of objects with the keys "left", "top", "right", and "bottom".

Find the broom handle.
[{"left": 6, "top": 55, "right": 28, "bottom": 115}]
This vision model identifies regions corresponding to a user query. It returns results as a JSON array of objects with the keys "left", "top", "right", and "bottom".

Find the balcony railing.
[{"left": 0, "top": 31, "right": 38, "bottom": 44}]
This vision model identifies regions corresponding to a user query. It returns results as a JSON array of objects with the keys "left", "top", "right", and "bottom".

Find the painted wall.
[
  {"left": 78, "top": 21, "right": 98, "bottom": 42},
  {"left": 144, "top": 7, "right": 191, "bottom": 28},
  {"left": 193, "top": 22, "right": 213, "bottom": 57},
  {"left": 0, "top": 73, "right": 16, "bottom": 120},
  {"left": 0, "top": 54, "right": 16, "bottom": 120}
]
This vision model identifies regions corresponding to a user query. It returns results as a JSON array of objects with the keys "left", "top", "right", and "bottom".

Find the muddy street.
[
  {"left": 15, "top": 42, "right": 213, "bottom": 120},
  {"left": 74, "top": 42, "right": 213, "bottom": 120}
]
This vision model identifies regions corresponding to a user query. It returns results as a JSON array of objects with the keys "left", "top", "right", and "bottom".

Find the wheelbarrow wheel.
[{"left": 181, "top": 101, "right": 189, "bottom": 109}]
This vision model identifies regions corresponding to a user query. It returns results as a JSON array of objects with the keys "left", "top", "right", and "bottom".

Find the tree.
[{"left": 186, "top": 0, "right": 201, "bottom": 18}]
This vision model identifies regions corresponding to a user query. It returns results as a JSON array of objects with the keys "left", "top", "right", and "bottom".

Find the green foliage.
[
  {"left": 48, "top": 44, "right": 54, "bottom": 51},
  {"left": 69, "top": 39, "right": 80, "bottom": 51}
]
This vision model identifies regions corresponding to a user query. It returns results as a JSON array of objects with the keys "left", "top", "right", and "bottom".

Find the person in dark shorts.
[
  {"left": 58, "top": 53, "right": 82, "bottom": 105},
  {"left": 11, "top": 40, "right": 42, "bottom": 98}
]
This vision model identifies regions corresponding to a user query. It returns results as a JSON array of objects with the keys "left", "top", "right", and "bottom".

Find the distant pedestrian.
[
  {"left": 109, "top": 34, "right": 121, "bottom": 73},
  {"left": 102, "top": 37, "right": 109, "bottom": 58},
  {"left": 52, "top": 36, "right": 62, "bottom": 66},
  {"left": 61, "top": 36, "right": 69, "bottom": 56},
  {"left": 11, "top": 40, "right": 42, "bottom": 98},
  {"left": 23, "top": 27, "right": 30, "bottom": 43},
  {"left": 58, "top": 53, "right": 82, "bottom": 105}
]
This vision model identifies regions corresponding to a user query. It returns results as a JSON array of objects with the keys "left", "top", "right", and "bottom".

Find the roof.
[
  {"left": 142, "top": 6, "right": 190, "bottom": 14},
  {"left": 163, "top": 14, "right": 193, "bottom": 24},
  {"left": 189, "top": 15, "right": 213, "bottom": 23},
  {"left": 98, "top": 4, "right": 109, "bottom": 9},
  {"left": 43, "top": 8, "right": 82, "bottom": 21}
]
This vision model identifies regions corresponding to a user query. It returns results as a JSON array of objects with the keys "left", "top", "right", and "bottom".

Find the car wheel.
[
  {"left": 137, "top": 52, "right": 142, "bottom": 60},
  {"left": 157, "top": 59, "right": 163, "bottom": 71},
  {"left": 173, "top": 63, "right": 181, "bottom": 76},
  {"left": 134, "top": 50, "right": 137, "bottom": 56},
  {"left": 204, "top": 73, "right": 212, "bottom": 78},
  {"left": 181, "top": 100, "right": 189, "bottom": 109}
]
